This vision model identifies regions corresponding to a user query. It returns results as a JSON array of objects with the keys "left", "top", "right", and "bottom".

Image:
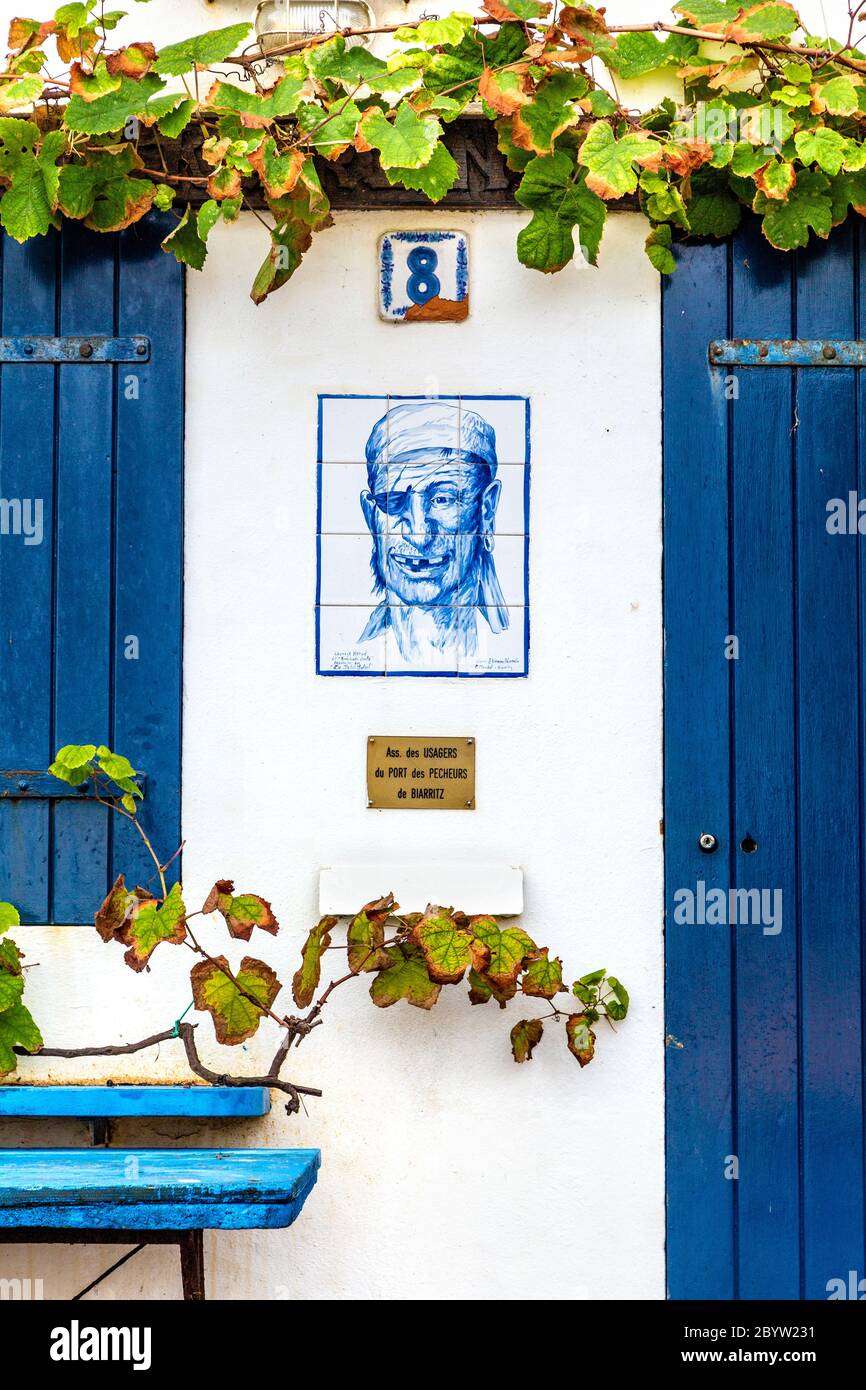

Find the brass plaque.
[{"left": 367, "top": 736, "right": 475, "bottom": 809}]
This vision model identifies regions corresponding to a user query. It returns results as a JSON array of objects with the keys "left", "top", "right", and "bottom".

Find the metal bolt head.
[
  {"left": 698, "top": 832, "right": 719, "bottom": 853},
  {"left": 23, "top": 343, "right": 34, "bottom": 357},
  {"left": 79, "top": 342, "right": 93, "bottom": 359},
  {"left": 136, "top": 342, "right": 147, "bottom": 357},
  {"left": 17, "top": 779, "right": 28, "bottom": 792},
  {"left": 823, "top": 344, "right": 836, "bottom": 360},
  {"left": 758, "top": 344, "right": 769, "bottom": 359}
]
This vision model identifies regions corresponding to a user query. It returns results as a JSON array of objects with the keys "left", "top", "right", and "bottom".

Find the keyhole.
[{"left": 740, "top": 834, "right": 758, "bottom": 854}]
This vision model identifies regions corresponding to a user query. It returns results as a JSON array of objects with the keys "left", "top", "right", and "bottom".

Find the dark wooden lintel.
[{"left": 139, "top": 116, "right": 637, "bottom": 213}]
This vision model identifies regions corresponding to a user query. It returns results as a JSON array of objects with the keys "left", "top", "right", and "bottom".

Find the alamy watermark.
[
  {"left": 0, "top": 496, "right": 43, "bottom": 545},
  {"left": 673, "top": 880, "right": 782, "bottom": 936}
]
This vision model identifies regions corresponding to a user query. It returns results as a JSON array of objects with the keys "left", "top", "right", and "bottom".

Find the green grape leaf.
[
  {"left": 608, "top": 32, "right": 668, "bottom": 80},
  {"left": 411, "top": 905, "right": 484, "bottom": 984},
  {"left": 47, "top": 743, "right": 96, "bottom": 784},
  {"left": 756, "top": 168, "right": 833, "bottom": 248},
  {"left": 687, "top": 186, "right": 742, "bottom": 236},
  {"left": 191, "top": 954, "right": 280, "bottom": 1045},
  {"left": 347, "top": 894, "right": 396, "bottom": 973},
  {"left": 369, "top": 944, "right": 441, "bottom": 1010},
  {"left": 726, "top": 3, "right": 801, "bottom": 42},
  {"left": 295, "top": 99, "right": 363, "bottom": 159},
  {"left": 604, "top": 975, "right": 630, "bottom": 1021},
  {"left": 202, "top": 879, "right": 279, "bottom": 941},
  {"left": 645, "top": 222, "right": 677, "bottom": 272},
  {"left": 566, "top": 1012, "right": 596, "bottom": 1067},
  {"left": 153, "top": 182, "right": 175, "bottom": 212},
  {"left": 0, "top": 75, "right": 44, "bottom": 112},
  {"left": 357, "top": 104, "right": 441, "bottom": 170},
  {"left": 0, "top": 902, "right": 21, "bottom": 937},
  {"left": 156, "top": 97, "right": 197, "bottom": 138},
  {"left": 754, "top": 159, "right": 796, "bottom": 199},
  {"left": 0, "top": 119, "right": 66, "bottom": 240},
  {"left": 162, "top": 206, "right": 208, "bottom": 269},
  {"left": 154, "top": 23, "right": 253, "bottom": 77},
  {"left": 0, "top": 969, "right": 24, "bottom": 1012},
  {"left": 794, "top": 126, "right": 851, "bottom": 176},
  {"left": 0, "top": 938, "right": 22, "bottom": 974},
  {"left": 522, "top": 949, "right": 566, "bottom": 998},
  {"left": 65, "top": 73, "right": 165, "bottom": 134},
  {"left": 516, "top": 151, "right": 606, "bottom": 271},
  {"left": 204, "top": 72, "right": 307, "bottom": 126},
  {"left": 395, "top": 13, "right": 475, "bottom": 45},
  {"left": 672, "top": 0, "right": 751, "bottom": 27},
  {"left": 0, "top": 1002, "right": 43, "bottom": 1076},
  {"left": 511, "top": 70, "right": 587, "bottom": 156},
  {"left": 57, "top": 150, "right": 155, "bottom": 232},
  {"left": 292, "top": 916, "right": 337, "bottom": 1008},
  {"left": 510, "top": 1017, "right": 544, "bottom": 1063},
  {"left": 303, "top": 33, "right": 387, "bottom": 86},
  {"left": 816, "top": 75, "right": 860, "bottom": 116},
  {"left": 383, "top": 141, "right": 460, "bottom": 201},
  {"left": 469, "top": 915, "right": 536, "bottom": 991},
  {"left": 579, "top": 120, "right": 659, "bottom": 199},
  {"left": 119, "top": 882, "right": 187, "bottom": 972},
  {"left": 829, "top": 169, "right": 866, "bottom": 224}
]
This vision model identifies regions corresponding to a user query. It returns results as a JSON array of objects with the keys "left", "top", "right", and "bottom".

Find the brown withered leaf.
[
  {"left": 292, "top": 916, "right": 337, "bottom": 1008},
  {"left": 479, "top": 65, "right": 531, "bottom": 116},
  {"left": 566, "top": 1012, "right": 596, "bottom": 1067},
  {"left": 347, "top": 894, "right": 397, "bottom": 973},
  {"left": 467, "top": 967, "right": 518, "bottom": 1008},
  {"left": 9, "top": 19, "right": 55, "bottom": 53},
  {"left": 95, "top": 874, "right": 154, "bottom": 944},
  {"left": 511, "top": 1017, "right": 544, "bottom": 1063},
  {"left": 202, "top": 879, "right": 279, "bottom": 941},
  {"left": 106, "top": 43, "right": 157, "bottom": 79},
  {"left": 482, "top": 0, "right": 552, "bottom": 21},
  {"left": 663, "top": 140, "right": 713, "bottom": 177},
  {"left": 207, "top": 165, "right": 243, "bottom": 200},
  {"left": 522, "top": 948, "right": 566, "bottom": 999}
]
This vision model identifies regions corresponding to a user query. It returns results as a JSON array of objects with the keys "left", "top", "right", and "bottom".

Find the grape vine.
[{"left": 1, "top": 3, "right": 866, "bottom": 298}]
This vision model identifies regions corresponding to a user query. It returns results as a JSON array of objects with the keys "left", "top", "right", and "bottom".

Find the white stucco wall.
[{"left": 0, "top": 0, "right": 712, "bottom": 1301}]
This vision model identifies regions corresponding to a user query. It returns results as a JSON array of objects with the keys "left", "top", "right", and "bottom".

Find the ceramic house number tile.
[{"left": 378, "top": 231, "right": 469, "bottom": 323}]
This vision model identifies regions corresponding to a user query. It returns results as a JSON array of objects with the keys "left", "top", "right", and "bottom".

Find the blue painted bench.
[{"left": 0, "top": 1088, "right": 320, "bottom": 1299}]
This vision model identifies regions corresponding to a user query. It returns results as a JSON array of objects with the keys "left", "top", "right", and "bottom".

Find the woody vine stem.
[
  {"left": 1, "top": 3, "right": 866, "bottom": 300},
  {"left": 0, "top": 746, "right": 630, "bottom": 1110}
]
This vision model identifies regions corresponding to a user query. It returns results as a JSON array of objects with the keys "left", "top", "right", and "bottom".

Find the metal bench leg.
[{"left": 179, "top": 1230, "right": 205, "bottom": 1301}]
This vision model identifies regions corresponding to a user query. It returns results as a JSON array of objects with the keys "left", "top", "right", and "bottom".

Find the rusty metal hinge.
[
  {"left": 709, "top": 339, "right": 866, "bottom": 367},
  {"left": 0, "top": 336, "right": 150, "bottom": 363}
]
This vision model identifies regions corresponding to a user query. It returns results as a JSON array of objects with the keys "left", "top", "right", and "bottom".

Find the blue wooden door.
[
  {"left": 0, "top": 216, "right": 183, "bottom": 922},
  {"left": 664, "top": 219, "right": 866, "bottom": 1300}
]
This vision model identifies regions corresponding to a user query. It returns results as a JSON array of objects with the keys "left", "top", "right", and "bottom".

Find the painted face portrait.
[{"left": 358, "top": 402, "right": 509, "bottom": 661}]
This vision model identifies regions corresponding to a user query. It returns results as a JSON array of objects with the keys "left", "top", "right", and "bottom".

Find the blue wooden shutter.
[
  {"left": 0, "top": 216, "right": 183, "bottom": 923},
  {"left": 664, "top": 219, "right": 866, "bottom": 1299}
]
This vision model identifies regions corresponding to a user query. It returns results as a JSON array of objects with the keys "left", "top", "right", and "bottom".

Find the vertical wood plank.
[
  {"left": 794, "top": 226, "right": 865, "bottom": 1298},
  {"left": 730, "top": 220, "right": 800, "bottom": 1298},
  {"left": 0, "top": 233, "right": 57, "bottom": 922},
  {"left": 52, "top": 224, "right": 115, "bottom": 920},
  {"left": 663, "top": 241, "right": 734, "bottom": 1298},
  {"left": 112, "top": 214, "right": 183, "bottom": 890}
]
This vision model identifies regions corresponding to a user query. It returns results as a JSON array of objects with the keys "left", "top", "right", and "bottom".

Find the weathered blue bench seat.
[
  {"left": 0, "top": 1149, "right": 321, "bottom": 1229},
  {"left": 0, "top": 1085, "right": 271, "bottom": 1119},
  {"left": 0, "top": 1089, "right": 321, "bottom": 1299}
]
